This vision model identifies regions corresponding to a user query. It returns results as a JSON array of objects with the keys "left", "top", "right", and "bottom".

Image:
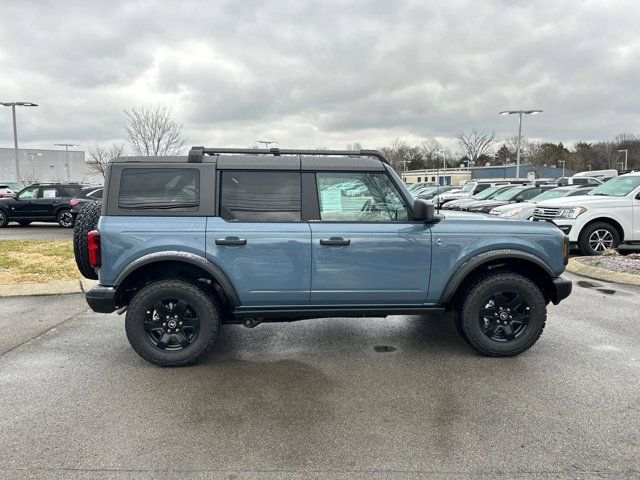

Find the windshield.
[
  {"left": 530, "top": 189, "right": 568, "bottom": 202},
  {"left": 473, "top": 187, "right": 500, "bottom": 200},
  {"left": 588, "top": 176, "right": 640, "bottom": 197},
  {"left": 462, "top": 183, "right": 476, "bottom": 192},
  {"left": 493, "top": 187, "right": 525, "bottom": 200}
]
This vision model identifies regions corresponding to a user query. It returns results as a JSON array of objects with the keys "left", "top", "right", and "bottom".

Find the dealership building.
[
  {"left": 0, "top": 147, "right": 101, "bottom": 184},
  {"left": 402, "top": 163, "right": 570, "bottom": 186}
]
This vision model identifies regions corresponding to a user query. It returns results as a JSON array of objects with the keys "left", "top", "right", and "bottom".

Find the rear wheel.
[
  {"left": 578, "top": 222, "right": 619, "bottom": 256},
  {"left": 0, "top": 210, "right": 8, "bottom": 227},
  {"left": 125, "top": 279, "right": 220, "bottom": 367},
  {"left": 73, "top": 201, "right": 101, "bottom": 279},
  {"left": 456, "top": 272, "right": 547, "bottom": 356},
  {"left": 57, "top": 209, "right": 74, "bottom": 228}
]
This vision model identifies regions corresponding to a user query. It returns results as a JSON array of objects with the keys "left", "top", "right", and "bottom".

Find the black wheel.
[
  {"left": 125, "top": 279, "right": 220, "bottom": 367},
  {"left": 578, "top": 222, "right": 620, "bottom": 256},
  {"left": 73, "top": 202, "right": 101, "bottom": 280},
  {"left": 57, "top": 209, "right": 74, "bottom": 228},
  {"left": 456, "top": 273, "right": 546, "bottom": 357},
  {"left": 18, "top": 221, "right": 31, "bottom": 227},
  {"left": 0, "top": 209, "right": 8, "bottom": 228}
]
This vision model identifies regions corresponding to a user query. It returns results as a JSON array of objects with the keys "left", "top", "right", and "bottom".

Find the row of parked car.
[
  {"left": 407, "top": 172, "right": 640, "bottom": 256},
  {"left": 0, "top": 182, "right": 103, "bottom": 228}
]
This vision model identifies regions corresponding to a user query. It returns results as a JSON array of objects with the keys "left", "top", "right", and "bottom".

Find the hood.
[
  {"left": 440, "top": 210, "right": 514, "bottom": 221},
  {"left": 491, "top": 202, "right": 535, "bottom": 213},
  {"left": 536, "top": 195, "right": 629, "bottom": 208},
  {"left": 468, "top": 200, "right": 513, "bottom": 210}
]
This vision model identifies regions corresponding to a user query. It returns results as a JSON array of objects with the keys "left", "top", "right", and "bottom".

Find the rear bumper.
[
  {"left": 86, "top": 285, "right": 118, "bottom": 313},
  {"left": 550, "top": 276, "right": 572, "bottom": 305}
]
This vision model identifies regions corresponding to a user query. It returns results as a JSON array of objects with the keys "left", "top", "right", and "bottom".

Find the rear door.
[
  {"left": 206, "top": 170, "right": 311, "bottom": 307},
  {"left": 309, "top": 171, "right": 432, "bottom": 305},
  {"left": 34, "top": 187, "right": 61, "bottom": 217}
]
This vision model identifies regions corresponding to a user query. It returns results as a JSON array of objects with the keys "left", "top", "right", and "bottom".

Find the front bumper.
[
  {"left": 550, "top": 276, "right": 572, "bottom": 305},
  {"left": 86, "top": 285, "right": 118, "bottom": 313}
]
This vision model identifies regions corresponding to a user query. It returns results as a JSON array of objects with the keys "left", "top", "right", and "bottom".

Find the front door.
[
  {"left": 206, "top": 170, "right": 311, "bottom": 307},
  {"left": 309, "top": 171, "right": 432, "bottom": 305},
  {"left": 12, "top": 186, "right": 40, "bottom": 217}
]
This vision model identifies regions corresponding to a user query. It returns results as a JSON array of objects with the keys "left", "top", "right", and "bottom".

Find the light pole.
[
  {"left": 24, "top": 152, "right": 43, "bottom": 179},
  {"left": 1, "top": 101, "right": 38, "bottom": 181},
  {"left": 559, "top": 159, "right": 565, "bottom": 177},
  {"left": 499, "top": 109, "right": 542, "bottom": 179},
  {"left": 55, "top": 143, "right": 78, "bottom": 181},
  {"left": 617, "top": 149, "right": 628, "bottom": 171}
]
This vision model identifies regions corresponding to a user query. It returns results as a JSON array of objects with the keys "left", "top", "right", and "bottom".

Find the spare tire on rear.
[{"left": 73, "top": 201, "right": 102, "bottom": 280}]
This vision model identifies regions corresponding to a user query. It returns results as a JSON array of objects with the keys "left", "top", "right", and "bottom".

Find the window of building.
[{"left": 220, "top": 171, "right": 301, "bottom": 222}]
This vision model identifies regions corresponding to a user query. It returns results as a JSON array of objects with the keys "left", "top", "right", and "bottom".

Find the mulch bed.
[{"left": 576, "top": 254, "right": 640, "bottom": 275}]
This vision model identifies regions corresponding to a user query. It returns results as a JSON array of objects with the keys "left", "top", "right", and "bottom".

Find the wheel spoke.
[
  {"left": 156, "top": 333, "right": 171, "bottom": 350},
  {"left": 484, "top": 319, "right": 499, "bottom": 337},
  {"left": 506, "top": 294, "right": 524, "bottom": 311},
  {"left": 154, "top": 301, "right": 171, "bottom": 318},
  {"left": 511, "top": 312, "right": 530, "bottom": 325},
  {"left": 180, "top": 315, "right": 199, "bottom": 328},
  {"left": 175, "top": 332, "right": 191, "bottom": 348},
  {"left": 173, "top": 300, "right": 188, "bottom": 318},
  {"left": 501, "top": 324, "right": 516, "bottom": 341}
]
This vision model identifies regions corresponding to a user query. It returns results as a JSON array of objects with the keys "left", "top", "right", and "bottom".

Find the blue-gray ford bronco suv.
[{"left": 76, "top": 147, "right": 572, "bottom": 366}]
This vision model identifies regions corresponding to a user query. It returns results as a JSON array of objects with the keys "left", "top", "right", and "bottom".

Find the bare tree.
[
  {"left": 87, "top": 144, "right": 125, "bottom": 178},
  {"left": 456, "top": 130, "right": 497, "bottom": 165},
  {"left": 380, "top": 138, "right": 414, "bottom": 172},
  {"left": 124, "top": 105, "right": 185, "bottom": 156},
  {"left": 419, "top": 137, "right": 442, "bottom": 169}
]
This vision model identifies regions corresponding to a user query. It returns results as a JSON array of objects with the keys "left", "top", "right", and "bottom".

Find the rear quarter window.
[{"left": 118, "top": 168, "right": 199, "bottom": 210}]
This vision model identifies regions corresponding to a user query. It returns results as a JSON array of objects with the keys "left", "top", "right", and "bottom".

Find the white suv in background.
[{"left": 533, "top": 172, "right": 640, "bottom": 255}]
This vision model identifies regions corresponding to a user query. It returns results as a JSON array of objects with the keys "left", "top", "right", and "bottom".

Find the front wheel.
[
  {"left": 125, "top": 280, "right": 220, "bottom": 367},
  {"left": 57, "top": 209, "right": 74, "bottom": 228},
  {"left": 0, "top": 209, "right": 8, "bottom": 228},
  {"left": 578, "top": 222, "right": 620, "bottom": 256},
  {"left": 456, "top": 272, "right": 547, "bottom": 357}
]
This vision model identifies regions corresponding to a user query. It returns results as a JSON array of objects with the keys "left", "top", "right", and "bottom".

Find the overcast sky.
[{"left": 1, "top": 0, "right": 639, "bottom": 154}]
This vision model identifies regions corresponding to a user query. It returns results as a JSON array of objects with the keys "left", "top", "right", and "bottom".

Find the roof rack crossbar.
[{"left": 187, "top": 147, "right": 389, "bottom": 165}]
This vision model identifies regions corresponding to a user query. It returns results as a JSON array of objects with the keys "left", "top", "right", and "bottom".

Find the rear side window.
[
  {"left": 119, "top": 168, "right": 199, "bottom": 210},
  {"left": 220, "top": 171, "right": 301, "bottom": 222},
  {"left": 58, "top": 186, "right": 82, "bottom": 197}
]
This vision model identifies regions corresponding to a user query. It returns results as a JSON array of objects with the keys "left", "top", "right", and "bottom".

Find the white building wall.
[{"left": 0, "top": 148, "right": 101, "bottom": 183}]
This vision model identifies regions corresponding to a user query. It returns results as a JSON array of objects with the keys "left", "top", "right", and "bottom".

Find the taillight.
[
  {"left": 88, "top": 230, "right": 101, "bottom": 268},
  {"left": 70, "top": 199, "right": 79, "bottom": 206}
]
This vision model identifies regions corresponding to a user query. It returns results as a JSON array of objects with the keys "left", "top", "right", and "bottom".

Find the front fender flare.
[
  {"left": 113, "top": 251, "right": 240, "bottom": 306},
  {"left": 440, "top": 249, "right": 555, "bottom": 304}
]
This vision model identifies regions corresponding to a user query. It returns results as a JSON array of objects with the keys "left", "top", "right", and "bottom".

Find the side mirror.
[
  {"left": 515, "top": 196, "right": 525, "bottom": 203},
  {"left": 413, "top": 198, "right": 435, "bottom": 222}
]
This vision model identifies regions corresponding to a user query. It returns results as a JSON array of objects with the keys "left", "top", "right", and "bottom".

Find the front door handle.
[
  {"left": 320, "top": 237, "right": 350, "bottom": 246},
  {"left": 215, "top": 237, "right": 247, "bottom": 246}
]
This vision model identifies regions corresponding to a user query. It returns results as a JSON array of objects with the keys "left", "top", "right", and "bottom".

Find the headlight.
[
  {"left": 500, "top": 208, "right": 522, "bottom": 218},
  {"left": 558, "top": 207, "right": 587, "bottom": 219}
]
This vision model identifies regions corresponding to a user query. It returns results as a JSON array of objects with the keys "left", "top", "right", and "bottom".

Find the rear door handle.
[
  {"left": 320, "top": 237, "right": 350, "bottom": 246},
  {"left": 215, "top": 237, "right": 247, "bottom": 246}
]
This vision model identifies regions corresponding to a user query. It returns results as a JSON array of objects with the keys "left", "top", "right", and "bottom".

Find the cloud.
[{"left": 1, "top": 0, "right": 639, "bottom": 153}]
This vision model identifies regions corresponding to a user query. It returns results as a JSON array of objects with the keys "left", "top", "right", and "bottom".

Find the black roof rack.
[{"left": 187, "top": 146, "right": 389, "bottom": 165}]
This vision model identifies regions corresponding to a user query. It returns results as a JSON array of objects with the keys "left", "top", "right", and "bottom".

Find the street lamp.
[
  {"left": 558, "top": 159, "right": 566, "bottom": 177},
  {"left": 617, "top": 149, "right": 628, "bottom": 171},
  {"left": 499, "top": 109, "right": 542, "bottom": 179},
  {"left": 55, "top": 143, "right": 79, "bottom": 181},
  {"left": 24, "top": 152, "right": 43, "bottom": 179},
  {"left": 1, "top": 101, "right": 38, "bottom": 181},
  {"left": 255, "top": 140, "right": 277, "bottom": 149}
]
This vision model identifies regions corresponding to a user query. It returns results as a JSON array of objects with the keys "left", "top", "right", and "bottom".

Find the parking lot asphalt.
[
  {"left": 0, "top": 223, "right": 73, "bottom": 241},
  {"left": 0, "top": 272, "right": 638, "bottom": 479}
]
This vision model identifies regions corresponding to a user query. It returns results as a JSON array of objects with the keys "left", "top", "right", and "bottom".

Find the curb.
[
  {"left": 566, "top": 258, "right": 640, "bottom": 286},
  {"left": 0, "top": 279, "right": 98, "bottom": 297}
]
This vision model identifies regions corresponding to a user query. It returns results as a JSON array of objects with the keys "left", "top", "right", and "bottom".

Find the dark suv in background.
[
  {"left": 0, "top": 183, "right": 84, "bottom": 228},
  {"left": 70, "top": 186, "right": 103, "bottom": 220}
]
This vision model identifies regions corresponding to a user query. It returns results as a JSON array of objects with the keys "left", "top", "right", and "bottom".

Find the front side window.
[
  {"left": 119, "top": 168, "right": 199, "bottom": 210},
  {"left": 220, "top": 171, "right": 301, "bottom": 222},
  {"left": 519, "top": 188, "right": 542, "bottom": 201},
  {"left": 18, "top": 187, "right": 38, "bottom": 200},
  {"left": 316, "top": 172, "right": 408, "bottom": 222}
]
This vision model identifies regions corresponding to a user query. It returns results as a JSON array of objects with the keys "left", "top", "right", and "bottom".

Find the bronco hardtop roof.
[{"left": 108, "top": 147, "right": 390, "bottom": 171}]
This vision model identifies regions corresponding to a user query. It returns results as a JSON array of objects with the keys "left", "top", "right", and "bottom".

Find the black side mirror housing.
[
  {"left": 515, "top": 196, "right": 525, "bottom": 203},
  {"left": 413, "top": 198, "right": 435, "bottom": 222}
]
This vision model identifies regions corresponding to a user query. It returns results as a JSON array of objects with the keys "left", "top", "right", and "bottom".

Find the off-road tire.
[
  {"left": 0, "top": 209, "right": 8, "bottom": 227},
  {"left": 73, "top": 201, "right": 101, "bottom": 279},
  {"left": 578, "top": 222, "right": 620, "bottom": 256},
  {"left": 457, "top": 272, "right": 547, "bottom": 357},
  {"left": 125, "top": 279, "right": 220, "bottom": 367},
  {"left": 57, "top": 208, "right": 74, "bottom": 228}
]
